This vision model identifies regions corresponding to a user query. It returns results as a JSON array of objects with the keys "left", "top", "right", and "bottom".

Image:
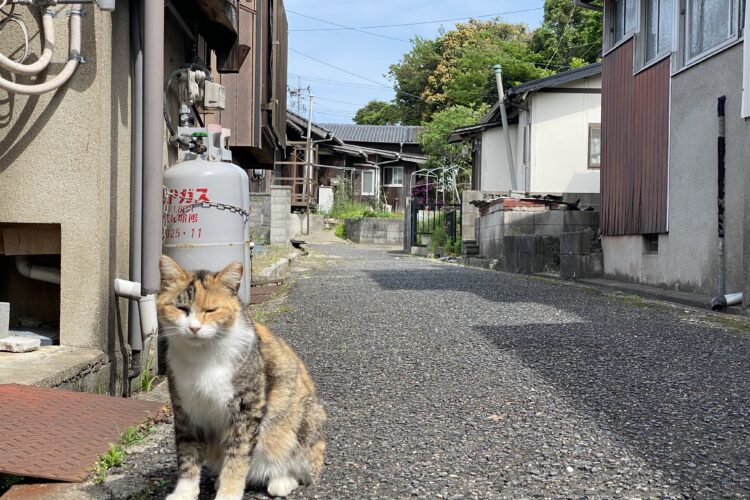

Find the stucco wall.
[
  {"left": 604, "top": 44, "right": 749, "bottom": 294},
  {"left": 529, "top": 78, "right": 601, "bottom": 194},
  {"left": 0, "top": 5, "right": 131, "bottom": 351}
]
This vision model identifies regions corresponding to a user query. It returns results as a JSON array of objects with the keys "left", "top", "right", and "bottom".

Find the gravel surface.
[{"left": 106, "top": 243, "right": 750, "bottom": 499}]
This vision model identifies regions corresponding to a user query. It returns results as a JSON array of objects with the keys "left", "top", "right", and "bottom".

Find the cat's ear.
[
  {"left": 216, "top": 261, "right": 243, "bottom": 294},
  {"left": 160, "top": 255, "right": 188, "bottom": 286}
]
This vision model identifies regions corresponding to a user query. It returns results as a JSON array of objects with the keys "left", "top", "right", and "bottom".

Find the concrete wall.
[
  {"left": 0, "top": 5, "right": 133, "bottom": 352},
  {"left": 604, "top": 44, "right": 749, "bottom": 294},
  {"left": 529, "top": 80, "right": 601, "bottom": 194},
  {"left": 249, "top": 193, "right": 271, "bottom": 243},
  {"left": 344, "top": 218, "right": 404, "bottom": 245},
  {"left": 288, "top": 213, "right": 324, "bottom": 237}
]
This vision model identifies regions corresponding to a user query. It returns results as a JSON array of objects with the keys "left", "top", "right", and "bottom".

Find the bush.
[{"left": 334, "top": 223, "right": 346, "bottom": 239}]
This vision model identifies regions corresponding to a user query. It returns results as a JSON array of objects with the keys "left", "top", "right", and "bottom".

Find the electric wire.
[
  {"left": 286, "top": 9, "right": 409, "bottom": 43},
  {"left": 543, "top": 4, "right": 578, "bottom": 70},
  {"left": 289, "top": 7, "right": 544, "bottom": 32}
]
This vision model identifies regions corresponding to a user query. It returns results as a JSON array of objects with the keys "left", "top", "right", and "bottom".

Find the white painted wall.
[
  {"left": 529, "top": 76, "right": 601, "bottom": 194},
  {"left": 480, "top": 125, "right": 518, "bottom": 191},
  {"left": 478, "top": 76, "right": 601, "bottom": 195}
]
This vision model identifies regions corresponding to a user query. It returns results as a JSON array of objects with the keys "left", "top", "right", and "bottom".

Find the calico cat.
[{"left": 157, "top": 255, "right": 326, "bottom": 500}]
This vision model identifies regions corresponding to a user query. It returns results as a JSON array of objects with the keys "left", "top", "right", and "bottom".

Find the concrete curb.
[
  {"left": 253, "top": 251, "right": 302, "bottom": 283},
  {"left": 454, "top": 256, "right": 746, "bottom": 316}
]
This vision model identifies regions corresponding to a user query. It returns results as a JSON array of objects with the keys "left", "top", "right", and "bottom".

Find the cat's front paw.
[
  {"left": 165, "top": 477, "right": 200, "bottom": 500},
  {"left": 267, "top": 476, "right": 299, "bottom": 497},
  {"left": 213, "top": 493, "right": 244, "bottom": 500}
]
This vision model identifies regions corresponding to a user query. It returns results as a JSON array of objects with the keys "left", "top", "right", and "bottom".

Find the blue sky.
[{"left": 285, "top": 0, "right": 546, "bottom": 124}]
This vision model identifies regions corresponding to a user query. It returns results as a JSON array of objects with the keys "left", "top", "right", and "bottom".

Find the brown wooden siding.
[{"left": 601, "top": 39, "right": 670, "bottom": 236}]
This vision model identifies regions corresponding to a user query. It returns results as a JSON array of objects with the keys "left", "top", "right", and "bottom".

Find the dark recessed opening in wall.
[
  {"left": 643, "top": 233, "right": 659, "bottom": 254},
  {"left": 0, "top": 224, "right": 61, "bottom": 346}
]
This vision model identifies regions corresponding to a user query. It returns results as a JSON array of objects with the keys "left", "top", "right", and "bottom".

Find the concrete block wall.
[
  {"left": 249, "top": 193, "right": 271, "bottom": 243},
  {"left": 560, "top": 230, "right": 602, "bottom": 279},
  {"left": 345, "top": 218, "right": 404, "bottom": 245},
  {"left": 270, "top": 187, "right": 291, "bottom": 244},
  {"left": 288, "top": 213, "right": 324, "bottom": 237}
]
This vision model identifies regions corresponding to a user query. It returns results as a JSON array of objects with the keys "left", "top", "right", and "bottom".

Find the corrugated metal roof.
[{"left": 319, "top": 124, "right": 424, "bottom": 144}]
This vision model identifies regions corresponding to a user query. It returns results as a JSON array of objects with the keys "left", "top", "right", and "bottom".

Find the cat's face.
[{"left": 157, "top": 255, "right": 244, "bottom": 342}]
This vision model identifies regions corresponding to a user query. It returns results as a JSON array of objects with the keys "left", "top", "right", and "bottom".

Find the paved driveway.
[{"left": 273, "top": 243, "right": 750, "bottom": 499}]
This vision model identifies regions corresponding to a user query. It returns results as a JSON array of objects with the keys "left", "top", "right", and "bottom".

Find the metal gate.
[{"left": 410, "top": 202, "right": 461, "bottom": 247}]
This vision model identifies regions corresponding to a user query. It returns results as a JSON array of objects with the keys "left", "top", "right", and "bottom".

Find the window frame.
[
  {"left": 607, "top": 0, "right": 640, "bottom": 51},
  {"left": 382, "top": 166, "right": 404, "bottom": 187},
  {"left": 588, "top": 123, "right": 602, "bottom": 170},
  {"left": 643, "top": 0, "right": 674, "bottom": 65},
  {"left": 684, "top": 0, "right": 741, "bottom": 66},
  {"left": 361, "top": 170, "right": 376, "bottom": 196}
]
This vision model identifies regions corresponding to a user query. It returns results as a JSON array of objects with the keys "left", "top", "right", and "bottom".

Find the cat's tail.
[{"left": 299, "top": 399, "right": 327, "bottom": 484}]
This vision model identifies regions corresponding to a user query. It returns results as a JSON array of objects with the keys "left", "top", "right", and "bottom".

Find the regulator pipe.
[
  {"left": 0, "top": 5, "right": 82, "bottom": 95},
  {"left": 0, "top": 7, "right": 55, "bottom": 75}
]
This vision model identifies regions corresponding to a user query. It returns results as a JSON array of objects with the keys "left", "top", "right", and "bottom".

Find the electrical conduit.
[
  {"left": 0, "top": 4, "right": 82, "bottom": 95},
  {"left": 0, "top": 7, "right": 54, "bottom": 75}
]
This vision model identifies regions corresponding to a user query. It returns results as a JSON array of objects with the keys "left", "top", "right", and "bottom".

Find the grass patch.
[
  {"left": 330, "top": 199, "right": 401, "bottom": 220},
  {"left": 92, "top": 444, "right": 125, "bottom": 483},
  {"left": 248, "top": 282, "right": 294, "bottom": 326},
  {"left": 334, "top": 223, "right": 346, "bottom": 239},
  {"left": 136, "top": 355, "right": 156, "bottom": 393},
  {"left": 92, "top": 424, "right": 155, "bottom": 484},
  {"left": 699, "top": 313, "right": 750, "bottom": 335}
]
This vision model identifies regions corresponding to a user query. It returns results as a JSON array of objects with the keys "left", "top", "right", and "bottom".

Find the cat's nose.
[{"left": 189, "top": 326, "right": 201, "bottom": 334}]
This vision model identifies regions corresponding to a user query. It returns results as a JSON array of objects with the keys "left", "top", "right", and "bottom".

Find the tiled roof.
[{"left": 319, "top": 123, "right": 423, "bottom": 144}]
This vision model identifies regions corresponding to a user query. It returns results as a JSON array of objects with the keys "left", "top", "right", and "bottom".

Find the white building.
[{"left": 450, "top": 63, "right": 602, "bottom": 199}]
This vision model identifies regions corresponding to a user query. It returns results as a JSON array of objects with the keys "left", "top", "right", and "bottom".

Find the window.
[
  {"left": 613, "top": 0, "right": 638, "bottom": 45},
  {"left": 383, "top": 166, "right": 403, "bottom": 186},
  {"left": 645, "top": 0, "right": 673, "bottom": 63},
  {"left": 643, "top": 233, "right": 659, "bottom": 254},
  {"left": 686, "top": 0, "right": 740, "bottom": 62},
  {"left": 361, "top": 170, "right": 375, "bottom": 195},
  {"left": 588, "top": 124, "right": 601, "bottom": 169}
]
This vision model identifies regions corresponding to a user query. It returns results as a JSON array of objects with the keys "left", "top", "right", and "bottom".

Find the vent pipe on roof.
[{"left": 493, "top": 64, "right": 517, "bottom": 191}]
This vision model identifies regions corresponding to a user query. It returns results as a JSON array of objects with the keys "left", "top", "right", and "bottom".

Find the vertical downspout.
[
  {"left": 717, "top": 95, "right": 727, "bottom": 297},
  {"left": 143, "top": 0, "right": 164, "bottom": 296},
  {"left": 128, "top": 0, "right": 144, "bottom": 378}
]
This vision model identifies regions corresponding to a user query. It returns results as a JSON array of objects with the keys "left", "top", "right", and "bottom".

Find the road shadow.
[{"left": 475, "top": 321, "right": 750, "bottom": 496}]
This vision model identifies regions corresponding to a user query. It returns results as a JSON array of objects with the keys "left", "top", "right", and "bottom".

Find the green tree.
[
  {"left": 423, "top": 20, "right": 550, "bottom": 112},
  {"left": 531, "top": 0, "right": 603, "bottom": 70},
  {"left": 388, "top": 36, "right": 442, "bottom": 125},
  {"left": 419, "top": 104, "right": 489, "bottom": 186},
  {"left": 353, "top": 100, "right": 400, "bottom": 125}
]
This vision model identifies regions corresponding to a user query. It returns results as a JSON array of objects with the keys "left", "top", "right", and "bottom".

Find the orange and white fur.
[{"left": 157, "top": 256, "right": 326, "bottom": 499}]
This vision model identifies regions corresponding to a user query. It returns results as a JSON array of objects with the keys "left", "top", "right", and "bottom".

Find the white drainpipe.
[
  {"left": 15, "top": 256, "right": 60, "bottom": 285},
  {"left": 113, "top": 279, "right": 158, "bottom": 376}
]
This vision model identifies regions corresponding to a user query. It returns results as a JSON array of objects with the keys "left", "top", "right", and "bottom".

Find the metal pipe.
[
  {"left": 128, "top": 0, "right": 144, "bottom": 360},
  {"left": 493, "top": 64, "right": 517, "bottom": 191},
  {"left": 114, "top": 279, "right": 158, "bottom": 383},
  {"left": 711, "top": 292, "right": 743, "bottom": 311},
  {"left": 717, "top": 96, "right": 726, "bottom": 297},
  {"left": 142, "top": 0, "right": 164, "bottom": 295},
  {"left": 15, "top": 256, "right": 60, "bottom": 285}
]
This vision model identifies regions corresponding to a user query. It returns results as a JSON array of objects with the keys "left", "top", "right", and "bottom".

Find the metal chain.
[
  {"left": 188, "top": 201, "right": 251, "bottom": 224},
  {"left": 162, "top": 186, "right": 169, "bottom": 243}
]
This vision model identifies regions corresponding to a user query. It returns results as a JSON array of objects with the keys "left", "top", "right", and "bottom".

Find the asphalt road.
[
  {"left": 105, "top": 243, "right": 750, "bottom": 499},
  {"left": 275, "top": 244, "right": 750, "bottom": 499}
]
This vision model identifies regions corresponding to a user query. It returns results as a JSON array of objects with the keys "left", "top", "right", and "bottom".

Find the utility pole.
[{"left": 304, "top": 92, "right": 314, "bottom": 235}]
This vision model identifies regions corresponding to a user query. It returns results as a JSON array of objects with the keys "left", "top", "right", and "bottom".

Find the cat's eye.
[
  {"left": 177, "top": 306, "right": 190, "bottom": 315},
  {"left": 204, "top": 307, "right": 218, "bottom": 314}
]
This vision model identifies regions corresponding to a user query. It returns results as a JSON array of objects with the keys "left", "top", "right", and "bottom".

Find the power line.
[
  {"left": 544, "top": 5, "right": 577, "bottom": 70},
  {"left": 286, "top": 9, "right": 410, "bottom": 43},
  {"left": 289, "top": 48, "right": 393, "bottom": 89},
  {"left": 288, "top": 7, "right": 544, "bottom": 32},
  {"left": 288, "top": 73, "right": 393, "bottom": 90}
]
